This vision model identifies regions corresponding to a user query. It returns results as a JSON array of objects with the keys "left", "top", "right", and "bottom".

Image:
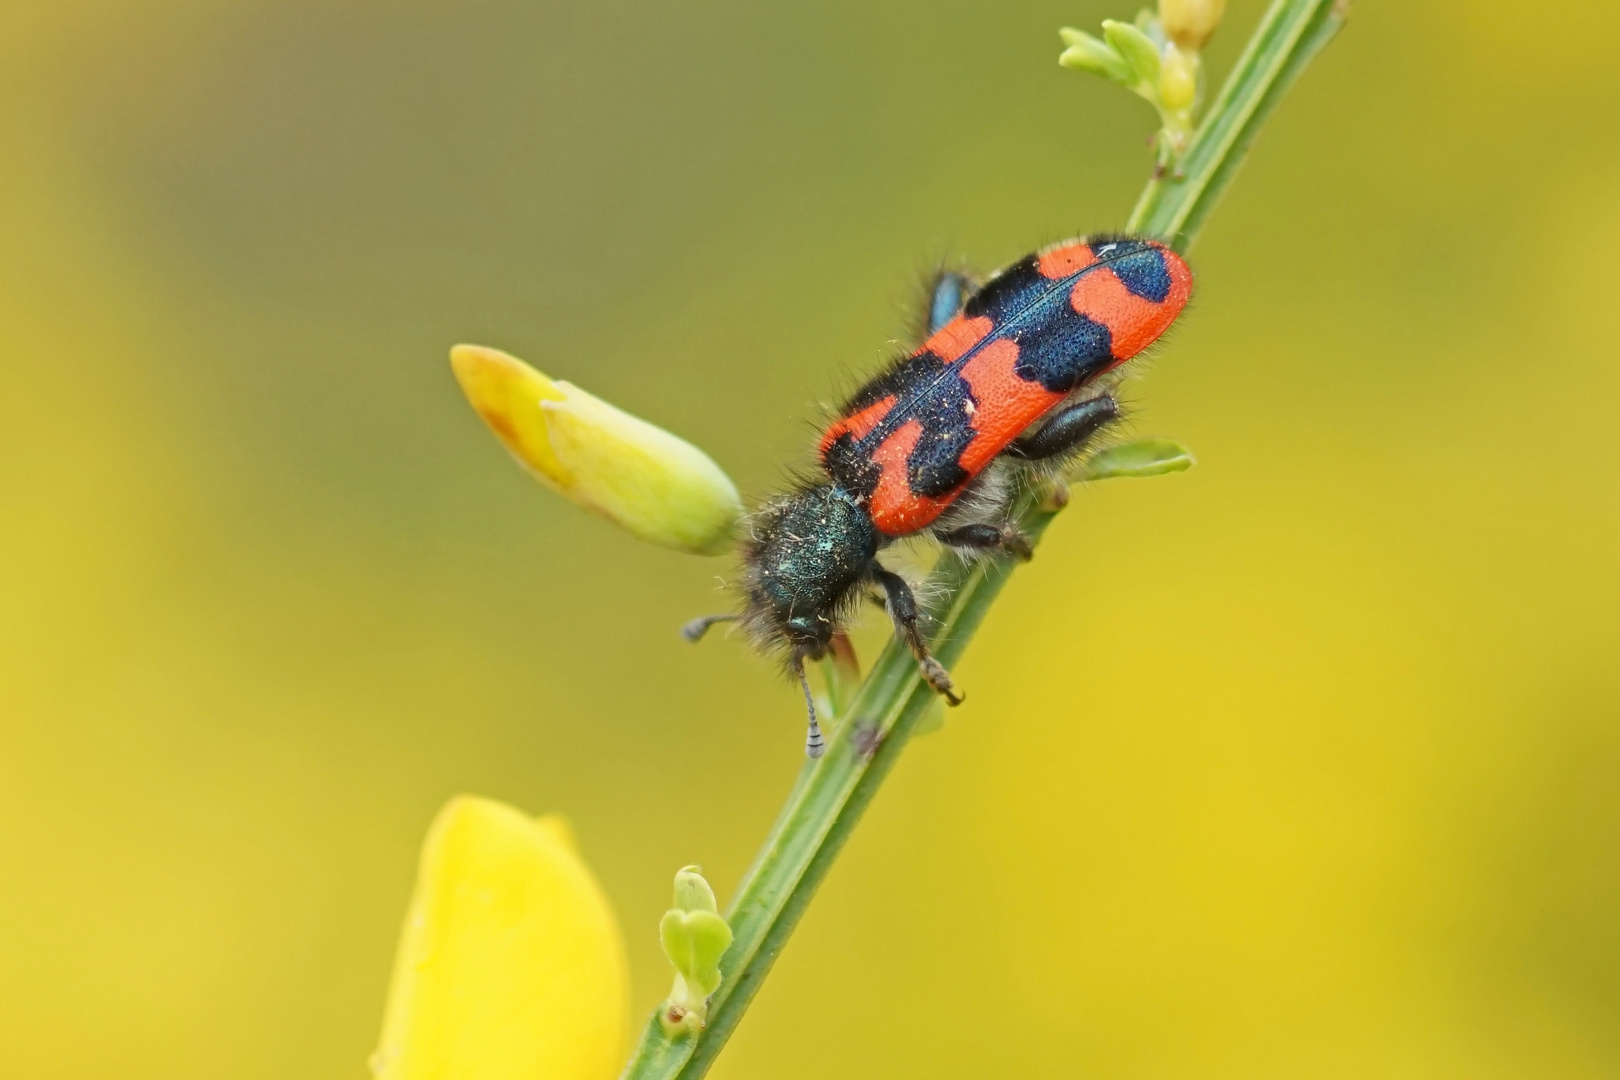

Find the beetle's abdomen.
[{"left": 819, "top": 237, "right": 1191, "bottom": 536}]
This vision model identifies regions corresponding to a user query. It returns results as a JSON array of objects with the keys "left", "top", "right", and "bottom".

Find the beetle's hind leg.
[
  {"left": 930, "top": 395, "right": 1122, "bottom": 560},
  {"left": 932, "top": 522, "right": 1034, "bottom": 561},
  {"left": 927, "top": 459, "right": 1033, "bottom": 560},
  {"left": 872, "top": 566, "right": 963, "bottom": 706},
  {"left": 1007, "top": 395, "right": 1120, "bottom": 462}
]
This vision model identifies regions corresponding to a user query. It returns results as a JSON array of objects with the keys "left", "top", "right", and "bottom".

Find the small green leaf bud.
[
  {"left": 658, "top": 866, "right": 733, "bottom": 1037},
  {"left": 1078, "top": 438, "right": 1196, "bottom": 481},
  {"left": 1159, "top": 0, "right": 1227, "bottom": 50},
  {"left": 673, "top": 864, "right": 719, "bottom": 914},
  {"left": 1057, "top": 28, "right": 1131, "bottom": 83},
  {"left": 659, "top": 910, "right": 731, "bottom": 998},
  {"left": 1102, "top": 19, "right": 1162, "bottom": 90}
]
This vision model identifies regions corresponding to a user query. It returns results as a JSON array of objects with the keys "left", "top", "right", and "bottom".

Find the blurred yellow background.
[{"left": 3, "top": 0, "right": 1618, "bottom": 1076}]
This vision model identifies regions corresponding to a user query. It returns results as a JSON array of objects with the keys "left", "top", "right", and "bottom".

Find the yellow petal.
[
  {"left": 450, "top": 345, "right": 573, "bottom": 489},
  {"left": 372, "top": 797, "right": 629, "bottom": 1080}
]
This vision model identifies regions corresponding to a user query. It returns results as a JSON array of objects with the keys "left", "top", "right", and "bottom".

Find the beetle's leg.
[
  {"left": 931, "top": 396, "right": 1119, "bottom": 558},
  {"left": 872, "top": 567, "right": 963, "bottom": 706},
  {"left": 927, "top": 270, "right": 974, "bottom": 335},
  {"left": 1007, "top": 395, "right": 1119, "bottom": 461},
  {"left": 932, "top": 522, "right": 1034, "bottom": 561},
  {"left": 681, "top": 613, "right": 738, "bottom": 642}
]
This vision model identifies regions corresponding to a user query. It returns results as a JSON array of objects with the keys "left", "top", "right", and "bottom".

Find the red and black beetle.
[{"left": 689, "top": 235, "right": 1192, "bottom": 756}]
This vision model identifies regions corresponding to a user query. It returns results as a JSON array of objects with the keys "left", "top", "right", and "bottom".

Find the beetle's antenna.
[
  {"left": 681, "top": 613, "right": 738, "bottom": 643},
  {"left": 795, "top": 659, "right": 825, "bottom": 759}
]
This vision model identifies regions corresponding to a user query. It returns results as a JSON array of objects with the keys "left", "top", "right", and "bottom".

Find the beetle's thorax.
[{"left": 742, "top": 483, "right": 879, "bottom": 659}]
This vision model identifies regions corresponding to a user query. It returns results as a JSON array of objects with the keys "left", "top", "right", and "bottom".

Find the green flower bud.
[
  {"left": 1057, "top": 27, "right": 1131, "bottom": 83},
  {"left": 1159, "top": 0, "right": 1227, "bottom": 51},
  {"left": 1158, "top": 42, "right": 1199, "bottom": 112},
  {"left": 451, "top": 344, "right": 742, "bottom": 556},
  {"left": 1101, "top": 19, "right": 1162, "bottom": 90},
  {"left": 657, "top": 866, "right": 733, "bottom": 1037}
]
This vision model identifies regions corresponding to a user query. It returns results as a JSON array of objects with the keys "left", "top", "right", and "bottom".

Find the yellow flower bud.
[
  {"left": 372, "top": 797, "right": 629, "bottom": 1080},
  {"left": 1158, "top": 43, "right": 1199, "bottom": 112},
  {"left": 451, "top": 344, "right": 742, "bottom": 555},
  {"left": 1159, "top": 0, "right": 1227, "bottom": 50}
]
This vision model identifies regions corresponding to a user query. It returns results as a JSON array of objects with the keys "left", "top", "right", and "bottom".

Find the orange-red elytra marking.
[
  {"left": 867, "top": 418, "right": 951, "bottom": 535},
  {"left": 1069, "top": 256, "right": 1194, "bottom": 362},
  {"left": 819, "top": 394, "right": 895, "bottom": 455},
  {"left": 925, "top": 315, "right": 993, "bottom": 362},
  {"left": 1037, "top": 242, "right": 1097, "bottom": 280},
  {"left": 955, "top": 339, "right": 1044, "bottom": 476}
]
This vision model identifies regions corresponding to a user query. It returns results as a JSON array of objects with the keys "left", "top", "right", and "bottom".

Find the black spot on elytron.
[
  {"left": 963, "top": 255, "right": 1050, "bottom": 323},
  {"left": 1012, "top": 302, "right": 1114, "bottom": 393},
  {"left": 1087, "top": 236, "right": 1150, "bottom": 257},
  {"left": 840, "top": 351, "right": 947, "bottom": 415},
  {"left": 827, "top": 349, "right": 952, "bottom": 498},
  {"left": 824, "top": 349, "right": 978, "bottom": 501},
  {"left": 822, "top": 431, "right": 882, "bottom": 499},
  {"left": 1105, "top": 246, "right": 1172, "bottom": 302},
  {"left": 904, "top": 374, "right": 974, "bottom": 497}
]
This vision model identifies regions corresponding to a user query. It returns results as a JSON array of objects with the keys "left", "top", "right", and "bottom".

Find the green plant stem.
[
  {"left": 621, "top": 3, "right": 1345, "bottom": 1077},
  {"left": 1130, "top": 0, "right": 1348, "bottom": 241}
]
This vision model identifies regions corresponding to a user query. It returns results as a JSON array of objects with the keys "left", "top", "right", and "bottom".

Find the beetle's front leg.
[{"left": 872, "top": 566, "right": 962, "bottom": 705}]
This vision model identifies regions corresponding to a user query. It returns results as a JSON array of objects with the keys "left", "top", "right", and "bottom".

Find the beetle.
[{"left": 687, "top": 235, "right": 1192, "bottom": 756}]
